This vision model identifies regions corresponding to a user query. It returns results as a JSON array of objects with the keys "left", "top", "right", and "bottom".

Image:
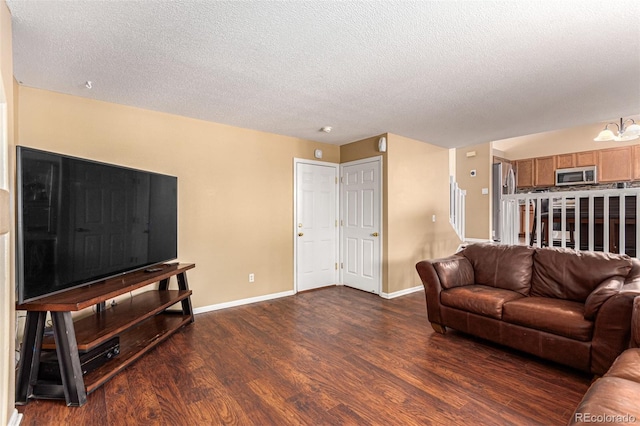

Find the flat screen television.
[{"left": 16, "top": 146, "right": 178, "bottom": 304}]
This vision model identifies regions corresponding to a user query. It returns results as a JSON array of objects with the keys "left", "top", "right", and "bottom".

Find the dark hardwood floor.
[{"left": 17, "top": 286, "right": 591, "bottom": 425}]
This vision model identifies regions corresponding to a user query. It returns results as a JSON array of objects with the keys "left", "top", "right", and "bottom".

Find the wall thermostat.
[{"left": 314, "top": 149, "right": 323, "bottom": 159}]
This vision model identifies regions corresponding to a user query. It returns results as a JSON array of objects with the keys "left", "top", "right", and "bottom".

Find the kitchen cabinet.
[
  {"left": 513, "top": 146, "right": 638, "bottom": 189},
  {"left": 555, "top": 153, "right": 575, "bottom": 169},
  {"left": 598, "top": 147, "right": 632, "bottom": 182},
  {"left": 576, "top": 151, "right": 597, "bottom": 167},
  {"left": 515, "top": 159, "right": 534, "bottom": 188},
  {"left": 633, "top": 146, "right": 640, "bottom": 181},
  {"left": 534, "top": 156, "right": 556, "bottom": 187}
]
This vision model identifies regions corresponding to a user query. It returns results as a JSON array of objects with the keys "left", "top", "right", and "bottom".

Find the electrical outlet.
[{"left": 249, "top": 273, "right": 255, "bottom": 283}]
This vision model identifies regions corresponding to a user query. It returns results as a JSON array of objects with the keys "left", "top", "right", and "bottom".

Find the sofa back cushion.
[
  {"left": 461, "top": 243, "right": 534, "bottom": 295},
  {"left": 531, "top": 247, "right": 632, "bottom": 302}
]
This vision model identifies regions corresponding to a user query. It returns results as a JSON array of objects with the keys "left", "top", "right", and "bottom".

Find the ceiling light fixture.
[
  {"left": 85, "top": 81, "right": 92, "bottom": 89},
  {"left": 594, "top": 117, "right": 640, "bottom": 142},
  {"left": 320, "top": 126, "right": 332, "bottom": 133}
]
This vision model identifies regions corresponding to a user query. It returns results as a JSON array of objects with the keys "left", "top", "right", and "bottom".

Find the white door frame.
[
  {"left": 339, "top": 156, "right": 383, "bottom": 295},
  {"left": 293, "top": 158, "right": 340, "bottom": 293},
  {"left": 1, "top": 75, "right": 18, "bottom": 426}
]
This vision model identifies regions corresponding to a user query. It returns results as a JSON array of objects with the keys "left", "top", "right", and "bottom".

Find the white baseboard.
[
  {"left": 193, "top": 284, "right": 423, "bottom": 312},
  {"left": 8, "top": 409, "right": 23, "bottom": 426},
  {"left": 380, "top": 285, "right": 423, "bottom": 299},
  {"left": 463, "top": 238, "right": 492, "bottom": 243},
  {"left": 193, "top": 290, "right": 295, "bottom": 314}
]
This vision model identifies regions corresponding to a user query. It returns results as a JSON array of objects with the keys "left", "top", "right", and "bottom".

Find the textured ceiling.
[{"left": 7, "top": 1, "right": 640, "bottom": 148}]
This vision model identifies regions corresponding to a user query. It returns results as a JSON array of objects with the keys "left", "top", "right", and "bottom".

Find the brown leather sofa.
[
  {"left": 415, "top": 243, "right": 640, "bottom": 375},
  {"left": 569, "top": 296, "right": 640, "bottom": 425}
]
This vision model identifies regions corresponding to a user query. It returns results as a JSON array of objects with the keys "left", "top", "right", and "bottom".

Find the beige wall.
[
  {"left": 16, "top": 86, "right": 340, "bottom": 310},
  {"left": 493, "top": 116, "right": 640, "bottom": 160},
  {"left": 386, "top": 134, "right": 460, "bottom": 293},
  {"left": 456, "top": 142, "right": 491, "bottom": 240},
  {"left": 0, "top": 1, "right": 15, "bottom": 423}
]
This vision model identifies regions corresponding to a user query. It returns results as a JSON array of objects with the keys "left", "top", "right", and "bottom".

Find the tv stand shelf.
[{"left": 15, "top": 263, "right": 195, "bottom": 407}]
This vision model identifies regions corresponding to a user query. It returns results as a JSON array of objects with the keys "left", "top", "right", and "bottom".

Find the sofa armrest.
[
  {"left": 415, "top": 255, "right": 473, "bottom": 331},
  {"left": 584, "top": 275, "right": 625, "bottom": 320},
  {"left": 416, "top": 260, "right": 445, "bottom": 328},
  {"left": 591, "top": 286, "right": 640, "bottom": 375}
]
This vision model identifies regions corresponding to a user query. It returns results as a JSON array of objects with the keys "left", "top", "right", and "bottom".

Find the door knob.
[
  {"left": 372, "top": 232, "right": 379, "bottom": 237},
  {"left": 298, "top": 232, "right": 304, "bottom": 237}
]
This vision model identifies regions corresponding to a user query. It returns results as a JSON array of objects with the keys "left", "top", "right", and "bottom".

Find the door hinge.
[
  {"left": 341, "top": 263, "right": 344, "bottom": 269},
  {"left": 340, "top": 177, "right": 344, "bottom": 183},
  {"left": 340, "top": 220, "right": 343, "bottom": 226},
  {"left": 335, "top": 177, "right": 338, "bottom": 184},
  {"left": 335, "top": 263, "right": 338, "bottom": 270},
  {"left": 335, "top": 220, "right": 338, "bottom": 227}
]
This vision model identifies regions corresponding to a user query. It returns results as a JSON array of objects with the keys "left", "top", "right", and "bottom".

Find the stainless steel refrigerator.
[{"left": 492, "top": 162, "right": 516, "bottom": 242}]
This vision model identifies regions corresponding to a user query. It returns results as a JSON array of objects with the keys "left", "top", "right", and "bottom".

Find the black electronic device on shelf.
[{"left": 38, "top": 337, "right": 121, "bottom": 382}]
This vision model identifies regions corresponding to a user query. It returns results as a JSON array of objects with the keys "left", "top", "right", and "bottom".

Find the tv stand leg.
[
  {"left": 158, "top": 278, "right": 170, "bottom": 291},
  {"left": 176, "top": 272, "right": 194, "bottom": 322},
  {"left": 15, "top": 311, "right": 46, "bottom": 404},
  {"left": 51, "top": 312, "right": 87, "bottom": 407}
]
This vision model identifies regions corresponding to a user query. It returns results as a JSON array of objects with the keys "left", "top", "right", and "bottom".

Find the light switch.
[{"left": 481, "top": 188, "right": 489, "bottom": 195}]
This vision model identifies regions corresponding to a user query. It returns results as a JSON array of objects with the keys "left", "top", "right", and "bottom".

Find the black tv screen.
[{"left": 16, "top": 146, "right": 178, "bottom": 303}]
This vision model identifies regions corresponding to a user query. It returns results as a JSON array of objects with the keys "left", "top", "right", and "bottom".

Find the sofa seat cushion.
[
  {"left": 440, "top": 285, "right": 524, "bottom": 320},
  {"left": 502, "top": 297, "right": 593, "bottom": 342},
  {"left": 570, "top": 377, "right": 640, "bottom": 425},
  {"left": 604, "top": 348, "right": 640, "bottom": 382}
]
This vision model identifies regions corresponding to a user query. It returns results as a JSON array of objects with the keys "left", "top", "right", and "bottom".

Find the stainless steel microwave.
[{"left": 555, "top": 166, "right": 597, "bottom": 186}]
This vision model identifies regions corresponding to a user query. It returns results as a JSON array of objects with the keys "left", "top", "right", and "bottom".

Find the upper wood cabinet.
[
  {"left": 554, "top": 151, "right": 597, "bottom": 169},
  {"left": 534, "top": 156, "right": 556, "bottom": 187},
  {"left": 575, "top": 151, "right": 597, "bottom": 167},
  {"left": 598, "top": 147, "right": 632, "bottom": 182},
  {"left": 632, "top": 145, "right": 640, "bottom": 181},
  {"left": 515, "top": 159, "right": 534, "bottom": 188},
  {"left": 555, "top": 153, "right": 575, "bottom": 169},
  {"left": 513, "top": 146, "right": 637, "bottom": 188}
]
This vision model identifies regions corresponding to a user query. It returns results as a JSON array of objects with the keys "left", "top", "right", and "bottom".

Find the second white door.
[{"left": 341, "top": 158, "right": 381, "bottom": 294}]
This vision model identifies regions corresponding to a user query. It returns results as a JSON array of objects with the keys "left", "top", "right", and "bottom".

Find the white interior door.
[
  {"left": 341, "top": 158, "right": 381, "bottom": 294},
  {"left": 295, "top": 160, "right": 339, "bottom": 292}
]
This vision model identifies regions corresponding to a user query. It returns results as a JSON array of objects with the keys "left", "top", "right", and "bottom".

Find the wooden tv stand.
[{"left": 15, "top": 263, "right": 195, "bottom": 407}]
